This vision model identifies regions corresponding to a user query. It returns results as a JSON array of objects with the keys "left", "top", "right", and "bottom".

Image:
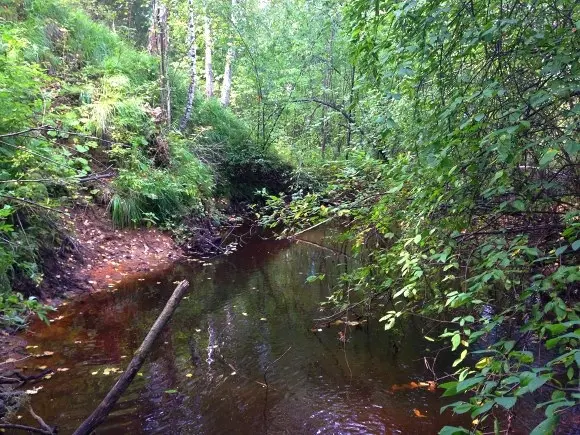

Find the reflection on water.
[{"left": 19, "top": 229, "right": 469, "bottom": 434}]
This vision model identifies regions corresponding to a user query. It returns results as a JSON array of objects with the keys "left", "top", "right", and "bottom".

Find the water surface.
[{"left": 19, "top": 229, "right": 470, "bottom": 434}]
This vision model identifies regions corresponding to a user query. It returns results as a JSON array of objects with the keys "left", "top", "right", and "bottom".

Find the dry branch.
[{"left": 72, "top": 280, "right": 190, "bottom": 435}]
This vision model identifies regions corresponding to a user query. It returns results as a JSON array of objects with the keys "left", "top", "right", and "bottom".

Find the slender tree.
[
  {"left": 203, "top": 0, "right": 214, "bottom": 98},
  {"left": 148, "top": 0, "right": 171, "bottom": 127},
  {"left": 158, "top": 2, "right": 171, "bottom": 127},
  {"left": 220, "top": 0, "right": 237, "bottom": 107},
  {"left": 180, "top": 0, "right": 197, "bottom": 130}
]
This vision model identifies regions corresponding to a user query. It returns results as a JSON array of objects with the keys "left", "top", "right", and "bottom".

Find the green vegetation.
[
  {"left": 253, "top": 0, "right": 579, "bottom": 433},
  {"left": 0, "top": 0, "right": 286, "bottom": 328},
  {"left": 0, "top": 0, "right": 578, "bottom": 432}
]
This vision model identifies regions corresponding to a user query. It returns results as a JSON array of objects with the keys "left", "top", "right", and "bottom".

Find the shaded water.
[{"left": 17, "top": 229, "right": 470, "bottom": 434}]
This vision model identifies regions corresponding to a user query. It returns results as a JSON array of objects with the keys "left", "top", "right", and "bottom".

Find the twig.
[
  {"left": 263, "top": 346, "right": 292, "bottom": 387},
  {"left": 28, "top": 406, "right": 55, "bottom": 434},
  {"left": 0, "top": 424, "right": 53, "bottom": 434},
  {"left": 0, "top": 194, "right": 66, "bottom": 215},
  {"left": 0, "top": 355, "right": 30, "bottom": 366},
  {"left": 291, "top": 217, "right": 334, "bottom": 238}
]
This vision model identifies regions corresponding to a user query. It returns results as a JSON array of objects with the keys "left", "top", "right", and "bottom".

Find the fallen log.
[{"left": 73, "top": 280, "right": 190, "bottom": 435}]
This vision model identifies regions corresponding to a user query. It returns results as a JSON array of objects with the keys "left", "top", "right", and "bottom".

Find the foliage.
[{"left": 259, "top": 0, "right": 579, "bottom": 433}]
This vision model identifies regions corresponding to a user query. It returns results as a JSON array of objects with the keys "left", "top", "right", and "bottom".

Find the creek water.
[{"left": 17, "top": 229, "right": 471, "bottom": 434}]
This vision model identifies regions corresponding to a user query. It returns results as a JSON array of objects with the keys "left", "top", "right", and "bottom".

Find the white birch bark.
[
  {"left": 180, "top": 0, "right": 197, "bottom": 130},
  {"left": 220, "top": 0, "right": 237, "bottom": 107},
  {"left": 203, "top": 0, "right": 214, "bottom": 98}
]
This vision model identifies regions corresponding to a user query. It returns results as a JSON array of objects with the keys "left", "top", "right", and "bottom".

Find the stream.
[{"left": 17, "top": 228, "right": 471, "bottom": 434}]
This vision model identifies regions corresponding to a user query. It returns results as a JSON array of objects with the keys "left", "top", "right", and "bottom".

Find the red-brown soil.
[{"left": 49, "top": 205, "right": 184, "bottom": 297}]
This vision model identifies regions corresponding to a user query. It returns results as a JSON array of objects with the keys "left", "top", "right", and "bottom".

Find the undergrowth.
[{"left": 0, "top": 0, "right": 290, "bottom": 327}]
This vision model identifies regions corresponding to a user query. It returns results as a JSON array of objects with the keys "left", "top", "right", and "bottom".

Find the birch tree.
[
  {"left": 180, "top": 0, "right": 197, "bottom": 130},
  {"left": 220, "top": 0, "right": 237, "bottom": 107},
  {"left": 148, "top": 0, "right": 171, "bottom": 127},
  {"left": 203, "top": 0, "right": 214, "bottom": 98}
]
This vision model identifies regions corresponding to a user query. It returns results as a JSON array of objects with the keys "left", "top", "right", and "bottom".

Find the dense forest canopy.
[{"left": 0, "top": 0, "right": 578, "bottom": 433}]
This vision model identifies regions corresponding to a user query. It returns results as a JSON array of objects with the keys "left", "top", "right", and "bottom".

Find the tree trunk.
[
  {"left": 157, "top": 2, "right": 171, "bottom": 127},
  {"left": 220, "top": 0, "right": 237, "bottom": 107},
  {"left": 320, "top": 20, "right": 335, "bottom": 157},
  {"left": 147, "top": 0, "right": 158, "bottom": 55},
  {"left": 180, "top": 0, "right": 197, "bottom": 130},
  {"left": 203, "top": 1, "right": 214, "bottom": 98},
  {"left": 148, "top": 1, "right": 171, "bottom": 127}
]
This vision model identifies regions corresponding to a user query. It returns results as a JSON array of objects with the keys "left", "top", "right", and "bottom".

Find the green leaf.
[
  {"left": 539, "top": 149, "right": 558, "bottom": 167},
  {"left": 530, "top": 416, "right": 559, "bottom": 435},
  {"left": 387, "top": 182, "right": 404, "bottom": 193},
  {"left": 452, "top": 349, "right": 467, "bottom": 367},
  {"left": 495, "top": 396, "right": 517, "bottom": 409},
  {"left": 456, "top": 376, "right": 484, "bottom": 393},
  {"left": 512, "top": 200, "right": 525, "bottom": 211},
  {"left": 554, "top": 245, "right": 567, "bottom": 256},
  {"left": 471, "top": 400, "right": 493, "bottom": 417},
  {"left": 451, "top": 333, "right": 460, "bottom": 351},
  {"left": 439, "top": 426, "right": 469, "bottom": 435},
  {"left": 572, "top": 240, "right": 580, "bottom": 251}
]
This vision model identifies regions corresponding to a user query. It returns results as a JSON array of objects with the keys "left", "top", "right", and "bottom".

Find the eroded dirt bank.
[
  {"left": 42, "top": 205, "right": 184, "bottom": 300},
  {"left": 1, "top": 205, "right": 185, "bottom": 365}
]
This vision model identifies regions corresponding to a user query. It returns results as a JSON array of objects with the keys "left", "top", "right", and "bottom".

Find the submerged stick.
[{"left": 73, "top": 280, "right": 190, "bottom": 435}]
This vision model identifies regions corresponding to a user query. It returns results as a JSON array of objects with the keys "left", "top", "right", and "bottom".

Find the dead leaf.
[
  {"left": 413, "top": 409, "right": 427, "bottom": 418},
  {"left": 57, "top": 368, "right": 69, "bottom": 372},
  {"left": 25, "top": 386, "right": 43, "bottom": 395},
  {"left": 34, "top": 351, "right": 54, "bottom": 358}
]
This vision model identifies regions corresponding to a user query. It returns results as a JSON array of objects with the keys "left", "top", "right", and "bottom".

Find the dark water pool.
[{"left": 16, "top": 229, "right": 473, "bottom": 434}]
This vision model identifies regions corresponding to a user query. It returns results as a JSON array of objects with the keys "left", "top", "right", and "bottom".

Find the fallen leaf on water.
[
  {"left": 260, "top": 318, "right": 267, "bottom": 321},
  {"left": 34, "top": 351, "right": 54, "bottom": 358},
  {"left": 185, "top": 373, "right": 193, "bottom": 378},
  {"left": 43, "top": 374, "right": 52, "bottom": 380},
  {"left": 37, "top": 365, "right": 47, "bottom": 370},
  {"left": 57, "top": 368, "right": 69, "bottom": 372},
  {"left": 231, "top": 371, "right": 236, "bottom": 376},
  {"left": 26, "top": 345, "right": 39, "bottom": 350},
  {"left": 413, "top": 409, "right": 427, "bottom": 418},
  {"left": 242, "top": 312, "right": 248, "bottom": 316},
  {"left": 25, "top": 386, "right": 43, "bottom": 395},
  {"left": 195, "top": 329, "right": 201, "bottom": 333},
  {"left": 391, "top": 381, "right": 437, "bottom": 393},
  {"left": 91, "top": 370, "right": 99, "bottom": 375}
]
